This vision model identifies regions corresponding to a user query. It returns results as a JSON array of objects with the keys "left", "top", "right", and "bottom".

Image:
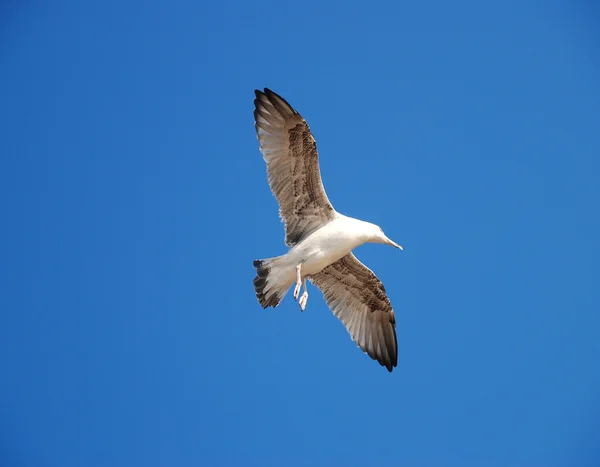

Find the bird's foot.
[
  {"left": 298, "top": 291, "right": 308, "bottom": 311},
  {"left": 293, "top": 263, "right": 303, "bottom": 300},
  {"left": 293, "top": 281, "right": 302, "bottom": 301}
]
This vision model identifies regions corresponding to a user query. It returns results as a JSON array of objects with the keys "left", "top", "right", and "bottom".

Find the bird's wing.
[
  {"left": 309, "top": 253, "right": 398, "bottom": 372},
  {"left": 254, "top": 88, "right": 337, "bottom": 247}
]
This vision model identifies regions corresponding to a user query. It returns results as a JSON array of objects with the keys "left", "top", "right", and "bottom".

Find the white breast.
[{"left": 287, "top": 216, "right": 367, "bottom": 276}]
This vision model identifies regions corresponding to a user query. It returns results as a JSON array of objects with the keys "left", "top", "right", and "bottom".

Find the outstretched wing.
[
  {"left": 253, "top": 88, "right": 337, "bottom": 246},
  {"left": 310, "top": 253, "right": 398, "bottom": 372}
]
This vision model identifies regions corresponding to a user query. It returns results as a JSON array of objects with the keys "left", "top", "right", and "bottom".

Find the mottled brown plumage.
[
  {"left": 254, "top": 89, "right": 335, "bottom": 246},
  {"left": 310, "top": 254, "right": 398, "bottom": 371}
]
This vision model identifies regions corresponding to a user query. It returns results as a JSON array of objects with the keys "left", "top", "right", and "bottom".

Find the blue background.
[{"left": 2, "top": 1, "right": 600, "bottom": 465}]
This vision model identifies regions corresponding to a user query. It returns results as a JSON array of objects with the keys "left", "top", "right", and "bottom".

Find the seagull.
[{"left": 252, "top": 88, "right": 403, "bottom": 372}]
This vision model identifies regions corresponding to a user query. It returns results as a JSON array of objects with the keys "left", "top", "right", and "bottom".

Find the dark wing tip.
[
  {"left": 263, "top": 87, "right": 276, "bottom": 97},
  {"left": 391, "top": 323, "right": 398, "bottom": 368},
  {"left": 253, "top": 88, "right": 299, "bottom": 117},
  {"left": 381, "top": 350, "right": 397, "bottom": 373},
  {"left": 253, "top": 90, "right": 266, "bottom": 113},
  {"left": 368, "top": 276, "right": 398, "bottom": 372},
  {"left": 386, "top": 311, "right": 398, "bottom": 372},
  {"left": 380, "top": 347, "right": 397, "bottom": 372},
  {"left": 385, "top": 309, "right": 398, "bottom": 372},
  {"left": 386, "top": 353, "right": 398, "bottom": 372}
]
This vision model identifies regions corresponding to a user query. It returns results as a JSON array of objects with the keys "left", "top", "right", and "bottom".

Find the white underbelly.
[
  {"left": 287, "top": 222, "right": 361, "bottom": 277},
  {"left": 301, "top": 253, "right": 339, "bottom": 275}
]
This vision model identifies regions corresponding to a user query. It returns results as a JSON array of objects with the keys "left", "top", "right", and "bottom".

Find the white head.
[{"left": 365, "top": 222, "right": 403, "bottom": 250}]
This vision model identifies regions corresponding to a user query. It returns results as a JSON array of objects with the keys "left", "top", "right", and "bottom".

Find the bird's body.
[
  {"left": 287, "top": 215, "right": 376, "bottom": 277},
  {"left": 257, "top": 215, "right": 383, "bottom": 295},
  {"left": 252, "top": 88, "right": 403, "bottom": 371}
]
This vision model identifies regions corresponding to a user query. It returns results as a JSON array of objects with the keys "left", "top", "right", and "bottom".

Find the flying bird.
[{"left": 252, "top": 88, "right": 403, "bottom": 372}]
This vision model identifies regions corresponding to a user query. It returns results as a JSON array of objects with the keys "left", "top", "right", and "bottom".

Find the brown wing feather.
[
  {"left": 254, "top": 89, "right": 336, "bottom": 246},
  {"left": 309, "top": 254, "right": 398, "bottom": 372}
]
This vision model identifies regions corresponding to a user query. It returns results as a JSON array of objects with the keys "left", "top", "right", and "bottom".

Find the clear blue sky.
[{"left": 1, "top": 1, "right": 600, "bottom": 466}]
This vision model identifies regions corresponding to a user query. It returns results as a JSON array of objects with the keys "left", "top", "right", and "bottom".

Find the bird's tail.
[{"left": 253, "top": 257, "right": 289, "bottom": 308}]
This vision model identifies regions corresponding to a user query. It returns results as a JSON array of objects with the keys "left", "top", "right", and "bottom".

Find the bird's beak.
[{"left": 384, "top": 236, "right": 403, "bottom": 250}]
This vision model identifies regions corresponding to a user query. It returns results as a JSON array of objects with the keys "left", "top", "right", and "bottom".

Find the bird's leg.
[
  {"left": 298, "top": 277, "right": 309, "bottom": 311},
  {"left": 293, "top": 263, "right": 302, "bottom": 300}
]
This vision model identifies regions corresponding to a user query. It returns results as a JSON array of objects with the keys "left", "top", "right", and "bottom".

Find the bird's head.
[{"left": 367, "top": 223, "right": 403, "bottom": 250}]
